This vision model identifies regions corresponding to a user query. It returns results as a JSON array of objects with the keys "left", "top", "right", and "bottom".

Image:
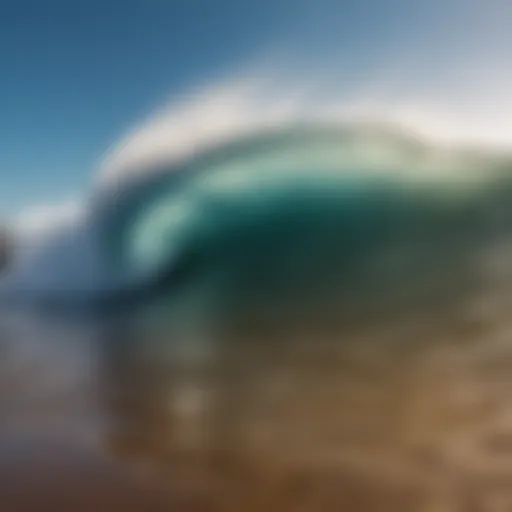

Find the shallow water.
[{"left": 3, "top": 290, "right": 512, "bottom": 512}]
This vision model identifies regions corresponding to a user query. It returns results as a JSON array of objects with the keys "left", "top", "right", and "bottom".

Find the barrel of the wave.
[
  {"left": 92, "top": 126, "right": 397, "bottom": 315},
  {"left": 91, "top": 124, "right": 497, "bottom": 328}
]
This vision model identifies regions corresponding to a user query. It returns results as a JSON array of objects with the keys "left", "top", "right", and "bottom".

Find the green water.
[{"left": 95, "top": 125, "right": 512, "bottom": 333}]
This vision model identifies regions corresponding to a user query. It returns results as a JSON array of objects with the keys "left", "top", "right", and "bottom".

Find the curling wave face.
[{"left": 88, "top": 123, "right": 512, "bottom": 330}]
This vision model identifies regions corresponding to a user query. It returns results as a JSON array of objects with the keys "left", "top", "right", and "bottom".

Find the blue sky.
[{"left": 1, "top": 0, "right": 511, "bottom": 220}]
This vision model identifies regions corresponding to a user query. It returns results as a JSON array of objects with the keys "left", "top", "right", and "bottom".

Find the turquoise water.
[{"left": 93, "top": 125, "right": 512, "bottom": 333}]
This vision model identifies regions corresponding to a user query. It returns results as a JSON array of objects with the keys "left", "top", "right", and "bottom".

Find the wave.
[
  {"left": 4, "top": 78, "right": 512, "bottom": 325},
  {"left": 91, "top": 123, "right": 512, "bottom": 324}
]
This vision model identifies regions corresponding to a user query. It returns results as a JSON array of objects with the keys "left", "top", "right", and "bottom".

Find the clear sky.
[{"left": 1, "top": 0, "right": 511, "bottom": 220}]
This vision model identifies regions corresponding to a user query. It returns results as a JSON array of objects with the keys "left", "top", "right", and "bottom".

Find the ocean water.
[
  {"left": 4, "top": 276, "right": 512, "bottom": 511},
  {"left": 4, "top": 125, "right": 512, "bottom": 510}
]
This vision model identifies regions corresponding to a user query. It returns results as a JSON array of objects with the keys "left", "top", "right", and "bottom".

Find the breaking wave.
[
  {"left": 91, "top": 115, "right": 512, "bottom": 327},
  {"left": 5, "top": 74, "right": 512, "bottom": 322}
]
